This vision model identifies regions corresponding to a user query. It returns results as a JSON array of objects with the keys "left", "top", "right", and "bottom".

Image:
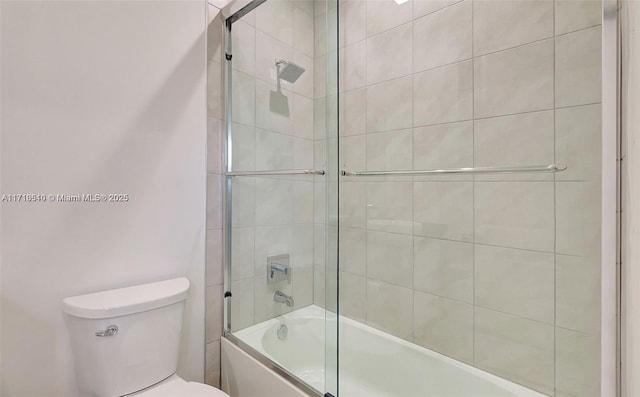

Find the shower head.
[{"left": 275, "top": 59, "right": 306, "bottom": 83}]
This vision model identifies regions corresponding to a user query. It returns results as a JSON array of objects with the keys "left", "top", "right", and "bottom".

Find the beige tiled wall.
[
  {"left": 338, "top": 0, "right": 603, "bottom": 395},
  {"left": 207, "top": 0, "right": 603, "bottom": 394},
  {"left": 205, "top": 2, "right": 225, "bottom": 388}
]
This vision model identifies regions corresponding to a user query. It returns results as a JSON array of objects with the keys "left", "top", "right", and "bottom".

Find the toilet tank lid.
[{"left": 63, "top": 277, "right": 190, "bottom": 319}]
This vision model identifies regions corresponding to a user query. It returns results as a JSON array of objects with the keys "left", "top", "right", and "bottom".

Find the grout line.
[
  {"left": 552, "top": 0, "right": 558, "bottom": 394},
  {"left": 410, "top": 2, "right": 416, "bottom": 343},
  {"left": 252, "top": 17, "right": 258, "bottom": 327},
  {"left": 363, "top": 0, "right": 369, "bottom": 325},
  {"left": 338, "top": 100, "right": 602, "bottom": 138},
  {"left": 554, "top": 22, "right": 603, "bottom": 38},
  {"left": 470, "top": 0, "right": 476, "bottom": 366}
]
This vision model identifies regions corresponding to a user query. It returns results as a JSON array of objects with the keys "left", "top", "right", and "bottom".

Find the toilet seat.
[{"left": 130, "top": 375, "right": 229, "bottom": 397}]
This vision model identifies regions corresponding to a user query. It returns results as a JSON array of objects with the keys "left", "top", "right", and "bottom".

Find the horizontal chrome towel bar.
[
  {"left": 225, "top": 169, "right": 325, "bottom": 177},
  {"left": 341, "top": 163, "right": 567, "bottom": 177}
]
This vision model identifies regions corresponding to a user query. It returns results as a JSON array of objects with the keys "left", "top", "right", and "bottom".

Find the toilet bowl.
[{"left": 63, "top": 278, "right": 229, "bottom": 397}]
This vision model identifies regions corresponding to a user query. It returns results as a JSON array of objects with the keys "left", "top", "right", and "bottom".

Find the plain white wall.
[
  {"left": 0, "top": 1, "right": 207, "bottom": 395},
  {"left": 622, "top": 0, "right": 640, "bottom": 395}
]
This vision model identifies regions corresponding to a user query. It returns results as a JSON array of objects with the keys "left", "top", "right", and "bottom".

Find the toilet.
[{"left": 63, "top": 277, "right": 228, "bottom": 397}]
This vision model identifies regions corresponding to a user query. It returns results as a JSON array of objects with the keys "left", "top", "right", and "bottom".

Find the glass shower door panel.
[
  {"left": 223, "top": 0, "right": 340, "bottom": 395},
  {"left": 336, "top": 0, "right": 604, "bottom": 396}
]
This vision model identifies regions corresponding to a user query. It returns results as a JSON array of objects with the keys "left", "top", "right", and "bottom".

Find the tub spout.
[{"left": 273, "top": 291, "right": 294, "bottom": 307}]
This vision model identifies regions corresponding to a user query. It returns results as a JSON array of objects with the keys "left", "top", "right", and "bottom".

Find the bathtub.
[{"left": 233, "top": 305, "right": 546, "bottom": 397}]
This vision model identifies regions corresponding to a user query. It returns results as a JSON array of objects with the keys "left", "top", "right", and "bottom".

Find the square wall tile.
[
  {"left": 367, "top": 0, "right": 413, "bottom": 37},
  {"left": 255, "top": 178, "right": 293, "bottom": 226},
  {"left": 340, "top": 181, "right": 367, "bottom": 228},
  {"left": 473, "top": 0, "right": 553, "bottom": 56},
  {"left": 341, "top": 41, "right": 366, "bottom": 91},
  {"left": 367, "top": 23, "right": 413, "bottom": 85},
  {"left": 208, "top": 61, "right": 223, "bottom": 118},
  {"left": 231, "top": 227, "right": 255, "bottom": 281},
  {"left": 206, "top": 229, "right": 224, "bottom": 286},
  {"left": 207, "top": 174, "right": 223, "bottom": 230},
  {"left": 231, "top": 177, "right": 255, "bottom": 228},
  {"left": 367, "top": 230, "right": 414, "bottom": 288},
  {"left": 340, "top": 227, "right": 367, "bottom": 275},
  {"left": 256, "top": 129, "right": 293, "bottom": 170},
  {"left": 474, "top": 110, "right": 554, "bottom": 181},
  {"left": 367, "top": 76, "right": 413, "bottom": 133},
  {"left": 341, "top": 88, "right": 367, "bottom": 136},
  {"left": 314, "top": 223, "right": 327, "bottom": 265},
  {"left": 292, "top": 224, "right": 314, "bottom": 269},
  {"left": 206, "top": 284, "right": 224, "bottom": 343},
  {"left": 255, "top": 0, "right": 294, "bottom": 46},
  {"left": 313, "top": 266, "right": 327, "bottom": 308},
  {"left": 366, "top": 280, "right": 413, "bottom": 340},
  {"left": 315, "top": 54, "right": 327, "bottom": 98},
  {"left": 367, "top": 181, "right": 413, "bottom": 235},
  {"left": 474, "top": 308, "right": 554, "bottom": 395},
  {"left": 340, "top": 271, "right": 367, "bottom": 321},
  {"left": 340, "top": 0, "right": 366, "bottom": 47},
  {"left": 556, "top": 328, "right": 601, "bottom": 397},
  {"left": 340, "top": 134, "right": 367, "bottom": 171},
  {"left": 414, "top": 60, "right": 473, "bottom": 127},
  {"left": 207, "top": 118, "right": 222, "bottom": 173},
  {"left": 231, "top": 277, "right": 255, "bottom": 332},
  {"left": 232, "top": 70, "right": 256, "bottom": 126},
  {"left": 413, "top": 121, "right": 473, "bottom": 180},
  {"left": 556, "top": 0, "right": 602, "bottom": 36},
  {"left": 231, "top": 21, "right": 256, "bottom": 75},
  {"left": 293, "top": 94, "right": 315, "bottom": 141},
  {"left": 293, "top": 181, "right": 314, "bottom": 224},
  {"left": 475, "top": 245, "right": 554, "bottom": 323},
  {"left": 414, "top": 182, "right": 474, "bottom": 242},
  {"left": 413, "top": 1, "right": 472, "bottom": 72},
  {"left": 367, "top": 129, "right": 413, "bottom": 172},
  {"left": 315, "top": 180, "right": 327, "bottom": 223},
  {"left": 556, "top": 104, "right": 602, "bottom": 181},
  {"left": 556, "top": 254, "right": 601, "bottom": 333},
  {"left": 292, "top": 265, "right": 314, "bottom": 309},
  {"left": 556, "top": 181, "right": 601, "bottom": 256},
  {"left": 414, "top": 237, "right": 473, "bottom": 303},
  {"left": 231, "top": 123, "right": 256, "bottom": 172},
  {"left": 475, "top": 182, "right": 555, "bottom": 252},
  {"left": 293, "top": 138, "right": 314, "bottom": 169},
  {"left": 555, "top": 26, "right": 602, "bottom": 108},
  {"left": 414, "top": 291, "right": 473, "bottom": 363},
  {"left": 314, "top": 98, "right": 327, "bottom": 139},
  {"left": 293, "top": 7, "right": 314, "bottom": 57},
  {"left": 474, "top": 39, "right": 554, "bottom": 118}
]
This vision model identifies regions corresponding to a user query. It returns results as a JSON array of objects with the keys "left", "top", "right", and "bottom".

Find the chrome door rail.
[
  {"left": 225, "top": 169, "right": 325, "bottom": 177},
  {"left": 341, "top": 163, "right": 567, "bottom": 177}
]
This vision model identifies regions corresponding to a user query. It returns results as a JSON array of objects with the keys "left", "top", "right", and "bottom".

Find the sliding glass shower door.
[
  {"left": 222, "top": 0, "right": 339, "bottom": 395},
  {"left": 223, "top": 0, "right": 612, "bottom": 395},
  {"left": 337, "top": 0, "right": 606, "bottom": 396}
]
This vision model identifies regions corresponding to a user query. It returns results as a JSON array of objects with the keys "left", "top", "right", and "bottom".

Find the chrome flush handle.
[{"left": 95, "top": 325, "right": 118, "bottom": 337}]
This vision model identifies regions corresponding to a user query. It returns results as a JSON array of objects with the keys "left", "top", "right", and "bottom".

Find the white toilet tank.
[{"left": 63, "top": 278, "right": 191, "bottom": 397}]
